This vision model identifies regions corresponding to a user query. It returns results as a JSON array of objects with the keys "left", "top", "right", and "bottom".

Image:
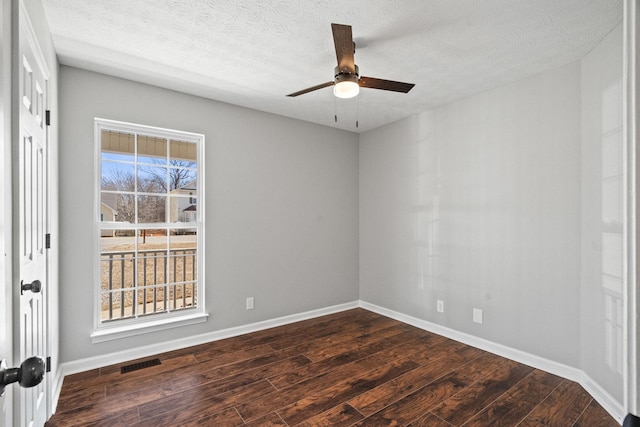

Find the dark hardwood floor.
[{"left": 46, "top": 309, "right": 619, "bottom": 426}]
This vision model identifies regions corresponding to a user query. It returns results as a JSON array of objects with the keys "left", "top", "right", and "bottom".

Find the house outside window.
[{"left": 93, "top": 118, "right": 207, "bottom": 341}]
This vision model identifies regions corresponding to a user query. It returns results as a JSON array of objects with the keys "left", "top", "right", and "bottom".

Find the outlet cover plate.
[
  {"left": 473, "top": 308, "right": 483, "bottom": 324},
  {"left": 436, "top": 300, "right": 444, "bottom": 313},
  {"left": 246, "top": 297, "right": 254, "bottom": 310}
]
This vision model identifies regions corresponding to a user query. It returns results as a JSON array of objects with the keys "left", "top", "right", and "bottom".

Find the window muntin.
[{"left": 96, "top": 119, "right": 204, "bottom": 331}]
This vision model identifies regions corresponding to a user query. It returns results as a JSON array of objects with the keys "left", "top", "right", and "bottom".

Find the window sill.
[{"left": 90, "top": 312, "right": 209, "bottom": 343}]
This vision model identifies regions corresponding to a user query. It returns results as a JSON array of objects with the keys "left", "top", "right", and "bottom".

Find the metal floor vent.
[{"left": 120, "top": 358, "right": 161, "bottom": 374}]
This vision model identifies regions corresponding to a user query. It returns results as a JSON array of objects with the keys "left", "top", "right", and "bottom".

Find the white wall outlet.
[
  {"left": 473, "top": 308, "right": 483, "bottom": 324},
  {"left": 436, "top": 300, "right": 444, "bottom": 313},
  {"left": 246, "top": 297, "right": 254, "bottom": 310}
]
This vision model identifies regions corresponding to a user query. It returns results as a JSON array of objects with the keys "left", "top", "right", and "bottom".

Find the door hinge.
[
  {"left": 45, "top": 110, "right": 51, "bottom": 126},
  {"left": 45, "top": 233, "right": 51, "bottom": 249},
  {"left": 46, "top": 356, "right": 51, "bottom": 373}
]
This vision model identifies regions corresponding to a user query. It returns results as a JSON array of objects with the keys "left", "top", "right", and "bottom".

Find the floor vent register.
[{"left": 120, "top": 358, "right": 161, "bottom": 374}]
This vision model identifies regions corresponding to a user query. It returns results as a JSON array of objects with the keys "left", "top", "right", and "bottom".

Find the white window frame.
[{"left": 91, "top": 118, "right": 208, "bottom": 343}]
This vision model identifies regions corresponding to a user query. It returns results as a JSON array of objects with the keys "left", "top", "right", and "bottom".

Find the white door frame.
[
  {"left": 623, "top": 0, "right": 639, "bottom": 417},
  {"left": 0, "top": 0, "right": 14, "bottom": 425}
]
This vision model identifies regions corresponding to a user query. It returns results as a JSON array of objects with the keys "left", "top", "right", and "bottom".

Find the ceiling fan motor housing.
[{"left": 334, "top": 65, "right": 359, "bottom": 84}]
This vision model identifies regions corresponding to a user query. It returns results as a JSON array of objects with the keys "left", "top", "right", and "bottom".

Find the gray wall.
[
  {"left": 359, "top": 23, "right": 625, "bottom": 404},
  {"left": 59, "top": 66, "right": 359, "bottom": 362},
  {"left": 580, "top": 24, "right": 624, "bottom": 402},
  {"left": 360, "top": 62, "right": 583, "bottom": 367}
]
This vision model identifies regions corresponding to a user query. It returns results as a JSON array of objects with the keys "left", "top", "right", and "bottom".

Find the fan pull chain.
[
  {"left": 334, "top": 95, "right": 338, "bottom": 124},
  {"left": 355, "top": 92, "right": 359, "bottom": 128}
]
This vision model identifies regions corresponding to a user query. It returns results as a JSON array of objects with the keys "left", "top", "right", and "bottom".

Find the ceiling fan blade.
[
  {"left": 331, "top": 23, "right": 355, "bottom": 74},
  {"left": 286, "top": 81, "right": 334, "bottom": 97},
  {"left": 359, "top": 76, "right": 415, "bottom": 93}
]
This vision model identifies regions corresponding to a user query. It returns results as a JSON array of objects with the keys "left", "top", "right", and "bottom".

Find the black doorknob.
[
  {"left": 0, "top": 356, "right": 45, "bottom": 396},
  {"left": 21, "top": 279, "right": 42, "bottom": 295}
]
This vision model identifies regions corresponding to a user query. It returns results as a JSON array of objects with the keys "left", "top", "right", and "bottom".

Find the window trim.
[{"left": 93, "top": 118, "right": 207, "bottom": 342}]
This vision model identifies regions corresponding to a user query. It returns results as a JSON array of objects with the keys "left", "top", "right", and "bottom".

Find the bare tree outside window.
[
  {"left": 101, "top": 161, "right": 197, "bottom": 225},
  {"left": 140, "top": 160, "right": 197, "bottom": 192}
]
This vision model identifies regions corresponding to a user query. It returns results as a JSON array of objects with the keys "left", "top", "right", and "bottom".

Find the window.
[{"left": 93, "top": 118, "right": 207, "bottom": 342}]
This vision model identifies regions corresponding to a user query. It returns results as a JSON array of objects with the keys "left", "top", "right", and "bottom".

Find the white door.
[{"left": 15, "top": 8, "right": 50, "bottom": 427}]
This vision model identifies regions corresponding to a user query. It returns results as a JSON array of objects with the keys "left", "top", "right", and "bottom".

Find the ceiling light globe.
[{"left": 334, "top": 81, "right": 360, "bottom": 99}]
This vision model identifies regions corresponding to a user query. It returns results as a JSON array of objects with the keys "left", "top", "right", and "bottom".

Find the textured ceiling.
[{"left": 42, "top": 0, "right": 623, "bottom": 133}]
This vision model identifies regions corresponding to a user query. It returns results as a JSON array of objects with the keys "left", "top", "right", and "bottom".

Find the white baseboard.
[
  {"left": 54, "top": 299, "right": 625, "bottom": 424},
  {"left": 360, "top": 301, "right": 625, "bottom": 424},
  {"left": 580, "top": 371, "right": 626, "bottom": 424},
  {"left": 359, "top": 301, "right": 583, "bottom": 380},
  {"left": 58, "top": 301, "right": 359, "bottom": 378}
]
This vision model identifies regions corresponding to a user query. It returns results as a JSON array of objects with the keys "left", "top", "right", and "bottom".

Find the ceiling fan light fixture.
[
  {"left": 333, "top": 64, "right": 360, "bottom": 98},
  {"left": 334, "top": 80, "right": 360, "bottom": 98}
]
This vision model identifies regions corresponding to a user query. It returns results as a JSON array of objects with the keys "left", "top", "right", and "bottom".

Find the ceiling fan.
[{"left": 287, "top": 23, "right": 415, "bottom": 99}]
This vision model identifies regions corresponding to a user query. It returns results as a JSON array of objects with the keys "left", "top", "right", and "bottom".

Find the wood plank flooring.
[{"left": 45, "top": 309, "right": 619, "bottom": 426}]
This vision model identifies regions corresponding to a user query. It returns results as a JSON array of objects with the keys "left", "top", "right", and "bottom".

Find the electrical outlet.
[
  {"left": 473, "top": 308, "right": 483, "bottom": 324},
  {"left": 246, "top": 297, "right": 254, "bottom": 310},
  {"left": 436, "top": 300, "right": 444, "bottom": 313}
]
